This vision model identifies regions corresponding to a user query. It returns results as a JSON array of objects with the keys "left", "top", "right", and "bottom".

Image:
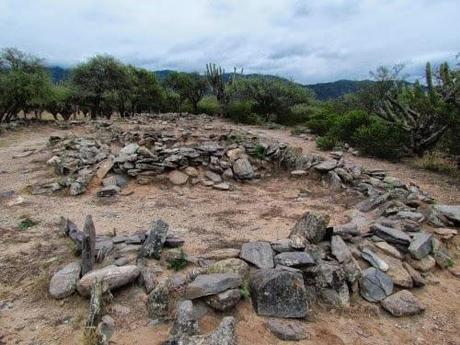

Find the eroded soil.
[{"left": 0, "top": 118, "right": 459, "bottom": 345}]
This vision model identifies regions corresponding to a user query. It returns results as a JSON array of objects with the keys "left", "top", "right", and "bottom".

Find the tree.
[
  {"left": 165, "top": 72, "right": 208, "bottom": 113},
  {"left": 71, "top": 55, "right": 129, "bottom": 119},
  {"left": 205, "top": 63, "right": 241, "bottom": 109}
]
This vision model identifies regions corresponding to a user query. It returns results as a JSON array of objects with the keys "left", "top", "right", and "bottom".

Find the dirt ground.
[{"left": 0, "top": 118, "right": 459, "bottom": 345}]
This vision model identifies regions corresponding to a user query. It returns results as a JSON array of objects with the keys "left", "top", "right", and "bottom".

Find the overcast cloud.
[{"left": 1, "top": 0, "right": 458, "bottom": 83}]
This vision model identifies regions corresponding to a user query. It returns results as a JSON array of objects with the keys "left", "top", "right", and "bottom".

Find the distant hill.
[{"left": 46, "top": 66, "right": 372, "bottom": 100}]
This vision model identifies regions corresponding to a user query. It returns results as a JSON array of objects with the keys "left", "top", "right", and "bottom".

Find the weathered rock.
[
  {"left": 266, "top": 319, "right": 308, "bottom": 341},
  {"left": 433, "top": 228, "right": 458, "bottom": 240},
  {"left": 213, "top": 182, "right": 230, "bottom": 191},
  {"left": 177, "top": 316, "right": 236, "bottom": 345},
  {"left": 303, "top": 260, "right": 346, "bottom": 290},
  {"left": 147, "top": 278, "right": 170, "bottom": 319},
  {"left": 185, "top": 273, "right": 241, "bottom": 299},
  {"left": 120, "top": 143, "right": 139, "bottom": 155},
  {"left": 407, "top": 255, "right": 436, "bottom": 272},
  {"left": 138, "top": 266, "right": 158, "bottom": 293},
  {"left": 381, "top": 290, "right": 425, "bottom": 317},
  {"left": 141, "top": 219, "right": 169, "bottom": 259},
  {"left": 359, "top": 267, "right": 393, "bottom": 302},
  {"left": 331, "top": 235, "right": 353, "bottom": 263},
  {"left": 184, "top": 167, "right": 199, "bottom": 177},
  {"left": 289, "top": 212, "right": 329, "bottom": 244},
  {"left": 200, "top": 248, "right": 240, "bottom": 260},
  {"left": 371, "top": 224, "right": 411, "bottom": 246},
  {"left": 291, "top": 170, "right": 307, "bottom": 177},
  {"left": 396, "top": 211, "right": 425, "bottom": 223},
  {"left": 342, "top": 257, "right": 362, "bottom": 285},
  {"left": 240, "top": 241, "right": 274, "bottom": 269},
  {"left": 409, "top": 233, "right": 433, "bottom": 259},
  {"left": 207, "top": 258, "right": 250, "bottom": 282},
  {"left": 169, "top": 300, "right": 200, "bottom": 341},
  {"left": 327, "top": 171, "right": 342, "bottom": 190},
  {"left": 361, "top": 248, "right": 389, "bottom": 272},
  {"left": 97, "top": 185, "right": 120, "bottom": 197},
  {"left": 314, "top": 160, "right": 337, "bottom": 172},
  {"left": 232, "top": 157, "right": 254, "bottom": 179},
  {"left": 271, "top": 239, "right": 294, "bottom": 253},
  {"left": 402, "top": 262, "right": 426, "bottom": 287},
  {"left": 204, "top": 288, "right": 241, "bottom": 311},
  {"left": 49, "top": 261, "right": 81, "bottom": 299},
  {"left": 433, "top": 204, "right": 460, "bottom": 223},
  {"left": 97, "top": 315, "right": 115, "bottom": 345},
  {"left": 77, "top": 265, "right": 140, "bottom": 297},
  {"left": 168, "top": 170, "right": 189, "bottom": 185},
  {"left": 374, "top": 241, "right": 403, "bottom": 259},
  {"left": 382, "top": 255, "right": 413, "bottom": 288},
  {"left": 250, "top": 269, "right": 308, "bottom": 318},
  {"left": 318, "top": 282, "right": 350, "bottom": 307},
  {"left": 274, "top": 252, "right": 315, "bottom": 268},
  {"left": 205, "top": 171, "right": 222, "bottom": 183},
  {"left": 432, "top": 238, "right": 454, "bottom": 269},
  {"left": 81, "top": 215, "right": 96, "bottom": 276}
]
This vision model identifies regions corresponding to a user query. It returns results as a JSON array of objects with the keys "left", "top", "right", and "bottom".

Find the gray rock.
[
  {"left": 81, "top": 215, "right": 96, "bottom": 276},
  {"left": 371, "top": 224, "right": 411, "bottom": 246},
  {"left": 177, "top": 316, "right": 236, "bottom": 345},
  {"left": 49, "top": 261, "right": 81, "bottom": 299},
  {"left": 169, "top": 300, "right": 200, "bottom": 341},
  {"left": 168, "top": 170, "right": 189, "bottom": 185},
  {"left": 331, "top": 235, "right": 353, "bottom": 263},
  {"left": 433, "top": 204, "right": 460, "bottom": 223},
  {"left": 396, "top": 211, "right": 425, "bottom": 222},
  {"left": 185, "top": 273, "right": 241, "bottom": 299},
  {"left": 205, "top": 170, "right": 222, "bottom": 183},
  {"left": 402, "top": 262, "right": 426, "bottom": 287},
  {"left": 361, "top": 248, "right": 389, "bottom": 272},
  {"left": 271, "top": 239, "right": 294, "bottom": 253},
  {"left": 120, "top": 143, "right": 139, "bottom": 155},
  {"left": 207, "top": 258, "right": 250, "bottom": 282},
  {"left": 250, "top": 269, "right": 308, "bottom": 318},
  {"left": 327, "top": 171, "right": 342, "bottom": 190},
  {"left": 97, "top": 315, "right": 115, "bottom": 345},
  {"left": 342, "top": 257, "right": 362, "bottom": 285},
  {"left": 274, "top": 252, "right": 315, "bottom": 268},
  {"left": 232, "top": 157, "right": 254, "bottom": 179},
  {"left": 141, "top": 218, "right": 169, "bottom": 259},
  {"left": 432, "top": 238, "right": 454, "bottom": 269},
  {"left": 97, "top": 185, "right": 120, "bottom": 197},
  {"left": 77, "top": 265, "right": 140, "bottom": 297},
  {"left": 147, "top": 278, "right": 170, "bottom": 319},
  {"left": 318, "top": 282, "right": 350, "bottom": 307},
  {"left": 240, "top": 241, "right": 274, "bottom": 269},
  {"left": 303, "top": 260, "right": 346, "bottom": 290},
  {"left": 409, "top": 233, "right": 433, "bottom": 259},
  {"left": 314, "top": 160, "right": 337, "bottom": 172},
  {"left": 381, "top": 290, "right": 425, "bottom": 316},
  {"left": 204, "top": 288, "right": 241, "bottom": 311},
  {"left": 359, "top": 267, "right": 393, "bottom": 302},
  {"left": 289, "top": 212, "right": 329, "bottom": 244},
  {"left": 407, "top": 255, "right": 436, "bottom": 272},
  {"left": 213, "top": 182, "right": 230, "bottom": 191},
  {"left": 374, "top": 241, "right": 403, "bottom": 259},
  {"left": 266, "top": 319, "right": 308, "bottom": 341}
]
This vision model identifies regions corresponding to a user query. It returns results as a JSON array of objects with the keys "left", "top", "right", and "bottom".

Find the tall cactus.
[
  {"left": 425, "top": 62, "right": 433, "bottom": 95},
  {"left": 205, "top": 63, "right": 227, "bottom": 105}
]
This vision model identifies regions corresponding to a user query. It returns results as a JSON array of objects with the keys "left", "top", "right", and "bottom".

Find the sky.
[{"left": 0, "top": 0, "right": 459, "bottom": 83}]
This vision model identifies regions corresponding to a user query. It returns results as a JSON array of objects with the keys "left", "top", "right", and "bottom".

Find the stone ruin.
[{"left": 42, "top": 115, "right": 459, "bottom": 343}]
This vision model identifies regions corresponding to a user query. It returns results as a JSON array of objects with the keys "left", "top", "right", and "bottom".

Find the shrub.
[
  {"left": 197, "top": 96, "right": 221, "bottom": 115},
  {"left": 225, "top": 100, "right": 264, "bottom": 124},
  {"left": 330, "top": 110, "right": 370, "bottom": 145},
  {"left": 352, "top": 119, "right": 408, "bottom": 160},
  {"left": 413, "top": 152, "right": 458, "bottom": 176},
  {"left": 306, "top": 110, "right": 339, "bottom": 136},
  {"left": 316, "top": 135, "right": 340, "bottom": 151}
]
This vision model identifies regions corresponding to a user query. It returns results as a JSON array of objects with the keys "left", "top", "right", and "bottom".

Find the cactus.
[{"left": 425, "top": 62, "right": 433, "bottom": 94}]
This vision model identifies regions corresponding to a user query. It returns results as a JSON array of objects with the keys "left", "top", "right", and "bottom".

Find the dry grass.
[{"left": 412, "top": 152, "right": 459, "bottom": 177}]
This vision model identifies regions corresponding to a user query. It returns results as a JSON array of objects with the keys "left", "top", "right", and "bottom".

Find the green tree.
[{"left": 165, "top": 72, "right": 208, "bottom": 113}]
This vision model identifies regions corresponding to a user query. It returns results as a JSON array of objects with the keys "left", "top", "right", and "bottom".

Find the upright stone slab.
[
  {"left": 141, "top": 218, "right": 169, "bottom": 259},
  {"left": 240, "top": 241, "right": 274, "bottom": 269},
  {"left": 408, "top": 233, "right": 433, "bottom": 259},
  {"left": 289, "top": 212, "right": 329, "bottom": 244},
  {"left": 250, "top": 269, "right": 308, "bottom": 318},
  {"left": 81, "top": 215, "right": 96, "bottom": 276}
]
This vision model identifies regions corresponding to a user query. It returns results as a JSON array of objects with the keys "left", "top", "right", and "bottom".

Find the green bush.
[
  {"left": 352, "top": 119, "right": 408, "bottom": 160},
  {"left": 316, "top": 135, "right": 339, "bottom": 151},
  {"left": 197, "top": 96, "right": 221, "bottom": 115},
  {"left": 306, "top": 110, "right": 339, "bottom": 136},
  {"left": 330, "top": 110, "right": 370, "bottom": 145},
  {"left": 225, "top": 100, "right": 263, "bottom": 124}
]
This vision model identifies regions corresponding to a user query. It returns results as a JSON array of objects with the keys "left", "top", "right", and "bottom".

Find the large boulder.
[
  {"left": 207, "top": 258, "right": 250, "bottom": 282},
  {"left": 381, "top": 290, "right": 425, "bottom": 317},
  {"left": 250, "top": 269, "right": 308, "bottom": 318},
  {"left": 141, "top": 218, "right": 169, "bottom": 259},
  {"left": 49, "top": 261, "right": 81, "bottom": 299},
  {"left": 240, "top": 241, "right": 274, "bottom": 269},
  {"left": 289, "top": 212, "right": 329, "bottom": 244},
  {"left": 232, "top": 157, "right": 254, "bottom": 179},
  {"left": 77, "top": 265, "right": 140, "bottom": 297},
  {"left": 185, "top": 274, "right": 241, "bottom": 299},
  {"left": 359, "top": 267, "right": 393, "bottom": 302}
]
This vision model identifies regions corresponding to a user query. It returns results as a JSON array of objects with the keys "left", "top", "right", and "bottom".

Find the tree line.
[{"left": 1, "top": 47, "right": 459, "bottom": 162}]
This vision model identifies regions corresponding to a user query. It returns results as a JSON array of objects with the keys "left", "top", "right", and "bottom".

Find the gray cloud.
[{"left": 0, "top": 0, "right": 458, "bottom": 83}]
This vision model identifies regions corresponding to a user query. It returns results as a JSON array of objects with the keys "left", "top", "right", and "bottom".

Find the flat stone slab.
[
  {"left": 240, "top": 241, "right": 274, "bottom": 269},
  {"left": 204, "top": 288, "right": 241, "bottom": 311},
  {"left": 274, "top": 252, "right": 315, "bottom": 268},
  {"left": 371, "top": 224, "right": 411, "bottom": 246},
  {"left": 77, "top": 265, "right": 140, "bottom": 297},
  {"left": 185, "top": 273, "right": 242, "bottom": 299},
  {"left": 331, "top": 235, "right": 353, "bottom": 263},
  {"left": 314, "top": 160, "right": 337, "bottom": 172},
  {"left": 250, "top": 269, "right": 308, "bottom": 318},
  {"left": 433, "top": 204, "right": 460, "bottom": 223},
  {"left": 361, "top": 248, "right": 389, "bottom": 272},
  {"left": 49, "top": 261, "right": 81, "bottom": 299},
  {"left": 359, "top": 267, "right": 393, "bottom": 302},
  {"left": 266, "top": 319, "right": 309, "bottom": 341},
  {"left": 381, "top": 290, "right": 425, "bottom": 317},
  {"left": 408, "top": 233, "right": 433, "bottom": 259}
]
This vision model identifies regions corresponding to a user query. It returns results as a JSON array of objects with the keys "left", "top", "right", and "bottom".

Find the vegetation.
[{"left": 1, "top": 47, "right": 459, "bottom": 170}]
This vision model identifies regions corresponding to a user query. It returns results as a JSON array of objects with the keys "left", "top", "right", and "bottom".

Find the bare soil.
[{"left": 0, "top": 118, "right": 459, "bottom": 345}]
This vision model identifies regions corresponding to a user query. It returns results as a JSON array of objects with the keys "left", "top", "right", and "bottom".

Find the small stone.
[
  {"left": 274, "top": 252, "right": 315, "bottom": 268},
  {"left": 49, "top": 262, "right": 81, "bottom": 299},
  {"left": 266, "top": 319, "right": 308, "bottom": 341},
  {"left": 204, "top": 288, "right": 241, "bottom": 311},
  {"left": 359, "top": 267, "right": 393, "bottom": 302},
  {"left": 407, "top": 255, "right": 436, "bottom": 272},
  {"left": 374, "top": 242, "right": 403, "bottom": 259},
  {"left": 205, "top": 171, "right": 222, "bottom": 183},
  {"left": 184, "top": 167, "right": 199, "bottom": 177},
  {"left": 314, "top": 160, "right": 337, "bottom": 172},
  {"left": 168, "top": 170, "right": 189, "bottom": 185},
  {"left": 289, "top": 211, "right": 329, "bottom": 244},
  {"left": 271, "top": 239, "right": 294, "bottom": 253},
  {"left": 291, "top": 170, "right": 307, "bottom": 177},
  {"left": 213, "top": 182, "right": 230, "bottom": 191},
  {"left": 381, "top": 290, "right": 425, "bottom": 317},
  {"left": 433, "top": 228, "right": 458, "bottom": 240},
  {"left": 409, "top": 233, "right": 433, "bottom": 259},
  {"left": 240, "top": 241, "right": 274, "bottom": 269},
  {"left": 361, "top": 248, "right": 389, "bottom": 272},
  {"left": 120, "top": 143, "right": 139, "bottom": 155},
  {"left": 185, "top": 273, "right": 241, "bottom": 299},
  {"left": 97, "top": 185, "right": 120, "bottom": 197}
]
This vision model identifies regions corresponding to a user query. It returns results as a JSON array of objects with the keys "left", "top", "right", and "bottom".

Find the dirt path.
[{"left": 0, "top": 120, "right": 459, "bottom": 345}]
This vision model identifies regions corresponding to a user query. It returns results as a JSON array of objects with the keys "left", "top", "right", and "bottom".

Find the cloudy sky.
[{"left": 1, "top": 0, "right": 458, "bottom": 83}]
